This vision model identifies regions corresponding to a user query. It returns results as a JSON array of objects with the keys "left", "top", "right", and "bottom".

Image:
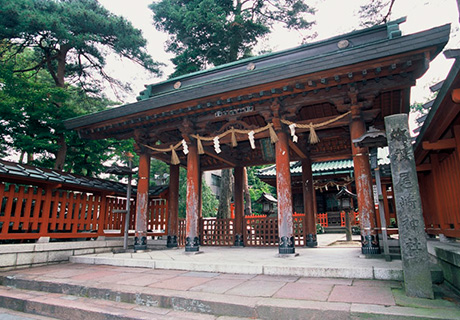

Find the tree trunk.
[
  {"left": 217, "top": 168, "right": 233, "bottom": 219},
  {"left": 243, "top": 167, "right": 252, "bottom": 215},
  {"left": 54, "top": 133, "right": 67, "bottom": 171}
]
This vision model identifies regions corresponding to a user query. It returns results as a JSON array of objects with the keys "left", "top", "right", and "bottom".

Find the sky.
[{"left": 97, "top": 0, "right": 460, "bottom": 105}]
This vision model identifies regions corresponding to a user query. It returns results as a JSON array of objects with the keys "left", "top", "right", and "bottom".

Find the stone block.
[
  {"left": 257, "top": 298, "right": 350, "bottom": 320},
  {"left": 0, "top": 253, "right": 17, "bottom": 267},
  {"left": 123, "top": 258, "right": 155, "bottom": 269},
  {"left": 264, "top": 266, "right": 373, "bottom": 279},
  {"left": 69, "top": 256, "right": 95, "bottom": 264},
  {"left": 94, "top": 247, "right": 113, "bottom": 254},
  {"left": 0, "top": 244, "right": 34, "bottom": 254},
  {"left": 435, "top": 247, "right": 460, "bottom": 267},
  {"left": 73, "top": 248, "right": 96, "bottom": 256},
  {"left": 47, "top": 250, "right": 73, "bottom": 262},
  {"left": 16, "top": 252, "right": 48, "bottom": 266},
  {"left": 373, "top": 268, "right": 403, "bottom": 281}
]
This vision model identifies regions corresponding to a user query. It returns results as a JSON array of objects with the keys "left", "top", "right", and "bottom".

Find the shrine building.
[{"left": 65, "top": 19, "right": 449, "bottom": 255}]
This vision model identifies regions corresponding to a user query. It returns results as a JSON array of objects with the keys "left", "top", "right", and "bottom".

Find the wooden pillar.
[
  {"left": 276, "top": 130, "right": 295, "bottom": 254},
  {"left": 302, "top": 156, "right": 317, "bottom": 247},
  {"left": 134, "top": 152, "right": 150, "bottom": 250},
  {"left": 350, "top": 105, "right": 380, "bottom": 255},
  {"left": 167, "top": 164, "right": 179, "bottom": 248},
  {"left": 234, "top": 167, "right": 244, "bottom": 246},
  {"left": 185, "top": 143, "right": 200, "bottom": 252}
]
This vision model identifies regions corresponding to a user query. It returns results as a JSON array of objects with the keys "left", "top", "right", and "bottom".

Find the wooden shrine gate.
[{"left": 66, "top": 20, "right": 449, "bottom": 254}]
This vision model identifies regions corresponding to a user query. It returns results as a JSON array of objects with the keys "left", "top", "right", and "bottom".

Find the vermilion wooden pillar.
[
  {"left": 350, "top": 105, "right": 380, "bottom": 255},
  {"left": 134, "top": 152, "right": 150, "bottom": 251},
  {"left": 276, "top": 130, "right": 295, "bottom": 254},
  {"left": 302, "top": 157, "right": 317, "bottom": 247},
  {"left": 167, "top": 164, "right": 179, "bottom": 248},
  {"left": 234, "top": 167, "right": 244, "bottom": 246},
  {"left": 185, "top": 143, "right": 200, "bottom": 252}
]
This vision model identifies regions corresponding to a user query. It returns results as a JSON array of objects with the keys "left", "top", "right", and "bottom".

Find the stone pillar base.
[
  {"left": 279, "top": 236, "right": 295, "bottom": 254},
  {"left": 233, "top": 234, "right": 244, "bottom": 247},
  {"left": 134, "top": 236, "right": 147, "bottom": 251},
  {"left": 305, "top": 234, "right": 318, "bottom": 248},
  {"left": 361, "top": 235, "right": 381, "bottom": 255},
  {"left": 185, "top": 236, "right": 200, "bottom": 252},
  {"left": 167, "top": 235, "right": 178, "bottom": 248}
]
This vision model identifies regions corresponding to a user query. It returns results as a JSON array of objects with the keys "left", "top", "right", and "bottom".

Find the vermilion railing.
[
  {"left": 317, "top": 213, "right": 328, "bottom": 227},
  {"left": 0, "top": 183, "right": 168, "bottom": 240}
]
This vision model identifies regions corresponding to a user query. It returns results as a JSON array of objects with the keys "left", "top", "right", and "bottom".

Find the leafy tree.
[
  {"left": 0, "top": 0, "right": 162, "bottom": 170},
  {"left": 247, "top": 166, "right": 275, "bottom": 214},
  {"left": 0, "top": 46, "right": 135, "bottom": 176},
  {"left": 150, "top": 0, "right": 315, "bottom": 77},
  {"left": 359, "top": 0, "right": 396, "bottom": 27}
]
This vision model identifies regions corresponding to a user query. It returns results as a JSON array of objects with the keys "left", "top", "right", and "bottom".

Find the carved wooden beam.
[{"left": 203, "top": 148, "right": 236, "bottom": 167}]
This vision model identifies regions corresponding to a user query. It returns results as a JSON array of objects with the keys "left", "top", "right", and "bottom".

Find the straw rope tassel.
[
  {"left": 308, "top": 123, "right": 320, "bottom": 144},
  {"left": 231, "top": 127, "right": 238, "bottom": 147},
  {"left": 170, "top": 145, "right": 180, "bottom": 165},
  {"left": 196, "top": 135, "right": 205, "bottom": 155},
  {"left": 268, "top": 124, "right": 278, "bottom": 144}
]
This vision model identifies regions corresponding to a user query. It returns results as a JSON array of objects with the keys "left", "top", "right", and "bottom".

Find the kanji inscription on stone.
[{"left": 385, "top": 114, "right": 434, "bottom": 299}]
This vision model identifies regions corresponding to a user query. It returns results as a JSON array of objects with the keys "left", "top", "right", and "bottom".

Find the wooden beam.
[
  {"left": 288, "top": 140, "right": 308, "bottom": 159},
  {"left": 416, "top": 163, "right": 432, "bottom": 172},
  {"left": 204, "top": 149, "right": 236, "bottom": 167},
  {"left": 422, "top": 138, "right": 456, "bottom": 150}
]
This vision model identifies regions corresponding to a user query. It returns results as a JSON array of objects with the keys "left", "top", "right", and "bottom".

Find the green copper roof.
[{"left": 257, "top": 148, "right": 390, "bottom": 178}]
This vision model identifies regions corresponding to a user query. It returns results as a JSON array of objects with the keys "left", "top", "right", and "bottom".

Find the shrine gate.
[{"left": 65, "top": 19, "right": 449, "bottom": 255}]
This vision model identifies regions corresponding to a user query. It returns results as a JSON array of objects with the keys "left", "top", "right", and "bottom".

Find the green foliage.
[
  {"left": 316, "top": 223, "right": 324, "bottom": 234},
  {"left": 150, "top": 0, "right": 315, "bottom": 77},
  {"left": 0, "top": 0, "right": 161, "bottom": 171},
  {"left": 0, "top": 47, "right": 134, "bottom": 176},
  {"left": 247, "top": 166, "right": 275, "bottom": 214},
  {"left": 0, "top": 0, "right": 161, "bottom": 90}
]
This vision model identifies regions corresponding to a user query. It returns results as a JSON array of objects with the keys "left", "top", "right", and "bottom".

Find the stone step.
[
  {"left": 0, "top": 285, "right": 234, "bottom": 320},
  {"left": 1, "top": 273, "right": 459, "bottom": 320}
]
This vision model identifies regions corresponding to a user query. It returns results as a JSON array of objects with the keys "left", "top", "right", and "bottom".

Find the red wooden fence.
[
  {"left": 419, "top": 150, "right": 460, "bottom": 238},
  {"left": 317, "top": 213, "right": 328, "bottom": 227},
  {"left": 0, "top": 183, "right": 168, "bottom": 240},
  {"left": 177, "top": 215, "right": 306, "bottom": 247}
]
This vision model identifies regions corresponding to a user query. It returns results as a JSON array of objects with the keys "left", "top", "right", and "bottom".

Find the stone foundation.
[{"left": 0, "top": 238, "right": 127, "bottom": 271}]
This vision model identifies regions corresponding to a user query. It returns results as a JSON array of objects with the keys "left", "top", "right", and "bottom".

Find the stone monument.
[{"left": 385, "top": 114, "right": 434, "bottom": 299}]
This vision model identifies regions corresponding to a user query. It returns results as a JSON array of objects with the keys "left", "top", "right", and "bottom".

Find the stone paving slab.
[
  {"left": 1, "top": 262, "right": 459, "bottom": 319},
  {"left": 273, "top": 282, "right": 333, "bottom": 301},
  {"left": 69, "top": 242, "right": 405, "bottom": 280},
  {"left": 329, "top": 285, "right": 396, "bottom": 306}
]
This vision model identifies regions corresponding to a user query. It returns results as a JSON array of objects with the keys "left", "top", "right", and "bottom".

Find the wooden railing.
[
  {"left": 317, "top": 213, "right": 328, "bottom": 227},
  {"left": 201, "top": 218, "right": 234, "bottom": 246},
  {"left": 0, "top": 183, "right": 168, "bottom": 241}
]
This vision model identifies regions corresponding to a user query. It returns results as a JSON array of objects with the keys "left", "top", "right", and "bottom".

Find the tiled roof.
[
  {"left": 0, "top": 160, "right": 168, "bottom": 197},
  {"left": 257, "top": 148, "right": 390, "bottom": 178}
]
